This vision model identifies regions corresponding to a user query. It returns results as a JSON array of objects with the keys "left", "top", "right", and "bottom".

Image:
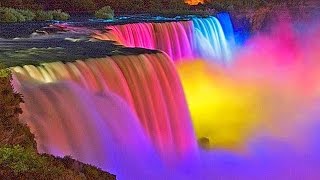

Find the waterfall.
[
  {"left": 12, "top": 53, "right": 197, "bottom": 163},
  {"left": 17, "top": 81, "right": 160, "bottom": 177},
  {"left": 93, "top": 16, "right": 233, "bottom": 63},
  {"left": 4, "top": 10, "right": 320, "bottom": 180},
  {"left": 192, "top": 17, "right": 232, "bottom": 63},
  {"left": 93, "top": 21, "right": 194, "bottom": 61}
]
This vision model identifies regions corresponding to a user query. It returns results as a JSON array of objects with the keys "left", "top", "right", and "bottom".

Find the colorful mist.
[
  {"left": 9, "top": 14, "right": 320, "bottom": 179},
  {"left": 175, "top": 21, "right": 320, "bottom": 179}
]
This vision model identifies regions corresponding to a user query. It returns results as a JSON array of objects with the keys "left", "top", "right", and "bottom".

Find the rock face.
[{"left": 0, "top": 67, "right": 116, "bottom": 180}]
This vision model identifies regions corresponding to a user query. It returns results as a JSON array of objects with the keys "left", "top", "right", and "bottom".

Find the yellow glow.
[{"left": 177, "top": 60, "right": 267, "bottom": 149}]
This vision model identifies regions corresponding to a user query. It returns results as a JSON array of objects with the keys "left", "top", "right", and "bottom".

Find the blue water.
[{"left": 192, "top": 16, "right": 233, "bottom": 64}]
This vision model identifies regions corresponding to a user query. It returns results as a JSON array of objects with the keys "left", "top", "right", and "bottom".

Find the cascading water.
[
  {"left": 4, "top": 11, "right": 320, "bottom": 179},
  {"left": 16, "top": 81, "right": 161, "bottom": 178},
  {"left": 94, "top": 21, "right": 194, "bottom": 61},
  {"left": 12, "top": 53, "right": 197, "bottom": 163},
  {"left": 192, "top": 17, "right": 232, "bottom": 63},
  {"left": 93, "top": 15, "right": 233, "bottom": 63}
]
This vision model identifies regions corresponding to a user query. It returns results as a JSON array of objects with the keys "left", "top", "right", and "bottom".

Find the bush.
[
  {"left": 0, "top": 8, "right": 69, "bottom": 22},
  {"left": 0, "top": 145, "right": 116, "bottom": 179},
  {"left": 95, "top": 6, "right": 114, "bottom": 20},
  {"left": 0, "top": 146, "right": 46, "bottom": 174},
  {"left": 10, "top": 8, "right": 26, "bottom": 22},
  {"left": 34, "top": 10, "right": 53, "bottom": 21},
  {"left": 18, "top": 9, "right": 36, "bottom": 21},
  {"left": 0, "top": 10, "right": 17, "bottom": 23},
  {"left": 0, "top": 8, "right": 26, "bottom": 23},
  {"left": 49, "top": 9, "right": 70, "bottom": 21},
  {"left": 0, "top": 146, "right": 67, "bottom": 177},
  {"left": 0, "top": 64, "right": 10, "bottom": 78}
]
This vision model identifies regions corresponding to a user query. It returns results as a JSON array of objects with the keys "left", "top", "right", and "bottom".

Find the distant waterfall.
[
  {"left": 192, "top": 17, "right": 232, "bottom": 63},
  {"left": 94, "top": 16, "right": 234, "bottom": 63}
]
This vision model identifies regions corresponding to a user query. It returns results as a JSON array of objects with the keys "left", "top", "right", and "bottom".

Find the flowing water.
[
  {"left": 94, "top": 16, "right": 232, "bottom": 63},
  {"left": 7, "top": 13, "right": 320, "bottom": 179},
  {"left": 12, "top": 54, "right": 197, "bottom": 163}
]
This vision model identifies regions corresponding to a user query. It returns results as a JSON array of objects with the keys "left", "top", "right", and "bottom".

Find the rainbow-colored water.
[
  {"left": 94, "top": 15, "right": 233, "bottom": 63},
  {"left": 9, "top": 13, "right": 320, "bottom": 179}
]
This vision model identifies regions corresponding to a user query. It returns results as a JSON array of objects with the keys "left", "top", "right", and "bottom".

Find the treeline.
[
  {"left": 0, "top": 8, "right": 70, "bottom": 22},
  {"left": 0, "top": 0, "right": 304, "bottom": 14},
  {"left": 0, "top": 0, "right": 190, "bottom": 13}
]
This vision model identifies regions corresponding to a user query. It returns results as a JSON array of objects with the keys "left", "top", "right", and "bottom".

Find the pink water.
[
  {"left": 10, "top": 17, "right": 320, "bottom": 179},
  {"left": 12, "top": 54, "right": 197, "bottom": 164},
  {"left": 93, "top": 16, "right": 231, "bottom": 62}
]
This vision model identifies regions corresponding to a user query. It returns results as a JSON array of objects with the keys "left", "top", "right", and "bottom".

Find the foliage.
[
  {"left": 49, "top": 9, "right": 70, "bottom": 21},
  {"left": 0, "top": 146, "right": 62, "bottom": 175},
  {"left": 0, "top": 64, "right": 10, "bottom": 78},
  {"left": 0, "top": 63, "right": 36, "bottom": 149},
  {"left": 0, "top": 10, "right": 18, "bottom": 23},
  {"left": 95, "top": 6, "right": 114, "bottom": 19},
  {"left": 0, "top": 64, "right": 22, "bottom": 121},
  {"left": 34, "top": 10, "right": 53, "bottom": 21},
  {"left": 2, "top": 8, "right": 36, "bottom": 22},
  {"left": 0, "top": 7, "right": 69, "bottom": 23},
  {"left": 0, "top": 8, "right": 23, "bottom": 23},
  {"left": 0, "top": 0, "right": 303, "bottom": 15},
  {"left": 17, "top": 9, "right": 35, "bottom": 21},
  {"left": 0, "top": 146, "right": 116, "bottom": 179},
  {"left": 7, "top": 8, "right": 26, "bottom": 22},
  {"left": 0, "top": 145, "right": 116, "bottom": 179}
]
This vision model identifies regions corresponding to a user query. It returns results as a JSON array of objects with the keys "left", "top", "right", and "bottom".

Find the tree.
[{"left": 95, "top": 6, "right": 114, "bottom": 19}]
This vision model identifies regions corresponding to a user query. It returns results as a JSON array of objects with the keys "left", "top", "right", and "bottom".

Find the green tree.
[
  {"left": 95, "top": 6, "right": 114, "bottom": 19},
  {"left": 0, "top": 10, "right": 18, "bottom": 23}
]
